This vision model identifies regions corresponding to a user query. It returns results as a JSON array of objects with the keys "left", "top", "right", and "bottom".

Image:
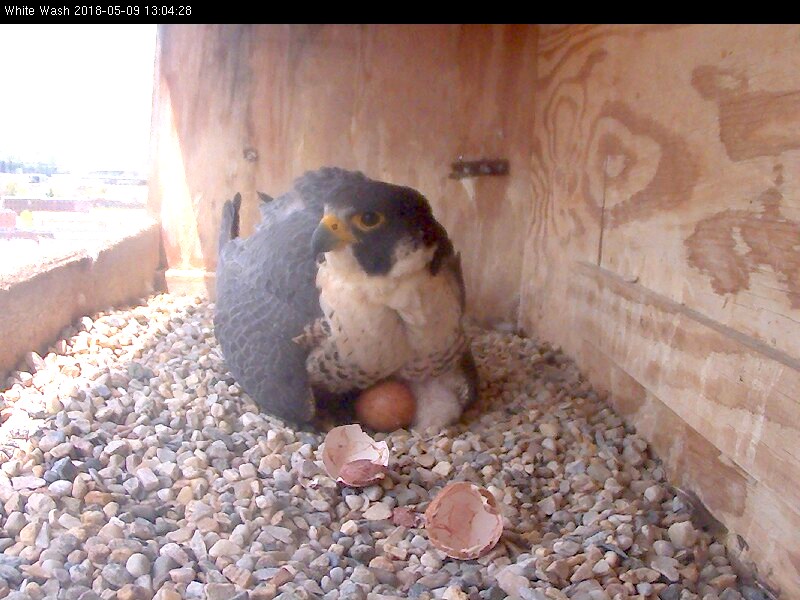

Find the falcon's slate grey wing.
[
  {"left": 214, "top": 169, "right": 368, "bottom": 423},
  {"left": 214, "top": 191, "right": 319, "bottom": 422}
]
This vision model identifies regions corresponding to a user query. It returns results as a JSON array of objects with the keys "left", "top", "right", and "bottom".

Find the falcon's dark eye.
[
  {"left": 361, "top": 212, "right": 379, "bottom": 226},
  {"left": 352, "top": 211, "right": 385, "bottom": 231}
]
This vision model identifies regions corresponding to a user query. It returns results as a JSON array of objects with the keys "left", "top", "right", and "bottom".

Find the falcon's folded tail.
[{"left": 219, "top": 192, "right": 242, "bottom": 254}]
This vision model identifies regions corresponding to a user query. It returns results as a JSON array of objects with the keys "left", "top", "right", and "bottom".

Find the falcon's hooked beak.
[{"left": 311, "top": 214, "right": 356, "bottom": 256}]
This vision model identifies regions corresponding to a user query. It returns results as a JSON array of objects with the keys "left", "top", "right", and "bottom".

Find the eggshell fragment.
[
  {"left": 424, "top": 482, "right": 503, "bottom": 559},
  {"left": 392, "top": 506, "right": 424, "bottom": 528},
  {"left": 338, "top": 459, "right": 387, "bottom": 485},
  {"left": 322, "top": 424, "right": 389, "bottom": 487},
  {"left": 355, "top": 380, "right": 416, "bottom": 432}
]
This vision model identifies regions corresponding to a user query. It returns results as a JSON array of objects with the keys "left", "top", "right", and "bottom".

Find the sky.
[{"left": 0, "top": 25, "right": 157, "bottom": 173}]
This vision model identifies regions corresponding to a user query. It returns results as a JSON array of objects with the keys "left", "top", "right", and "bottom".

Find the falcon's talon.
[{"left": 291, "top": 333, "right": 309, "bottom": 347}]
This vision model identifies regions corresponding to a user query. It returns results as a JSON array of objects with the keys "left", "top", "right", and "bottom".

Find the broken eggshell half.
[
  {"left": 424, "top": 481, "right": 504, "bottom": 559},
  {"left": 322, "top": 424, "right": 390, "bottom": 487}
]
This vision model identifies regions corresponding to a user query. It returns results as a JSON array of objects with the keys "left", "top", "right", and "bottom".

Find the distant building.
[
  {"left": 2, "top": 197, "right": 86, "bottom": 213},
  {"left": 0, "top": 159, "right": 58, "bottom": 175}
]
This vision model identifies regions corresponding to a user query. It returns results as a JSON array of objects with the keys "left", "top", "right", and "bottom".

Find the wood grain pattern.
[
  {"left": 149, "top": 24, "right": 539, "bottom": 324},
  {"left": 571, "top": 262, "right": 800, "bottom": 592},
  {"left": 578, "top": 328, "right": 799, "bottom": 595},
  {"left": 579, "top": 25, "right": 800, "bottom": 357},
  {"left": 521, "top": 24, "right": 800, "bottom": 357},
  {"left": 519, "top": 25, "right": 800, "bottom": 594}
]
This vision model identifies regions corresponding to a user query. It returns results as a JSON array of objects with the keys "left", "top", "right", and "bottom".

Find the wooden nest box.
[{"left": 149, "top": 25, "right": 800, "bottom": 595}]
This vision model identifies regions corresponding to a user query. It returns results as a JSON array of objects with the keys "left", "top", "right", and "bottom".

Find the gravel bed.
[{"left": 0, "top": 294, "right": 770, "bottom": 600}]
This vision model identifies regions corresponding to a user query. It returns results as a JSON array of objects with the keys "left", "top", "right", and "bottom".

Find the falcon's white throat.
[{"left": 311, "top": 238, "right": 466, "bottom": 393}]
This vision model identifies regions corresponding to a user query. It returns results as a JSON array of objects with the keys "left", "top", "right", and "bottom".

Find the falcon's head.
[{"left": 310, "top": 173, "right": 453, "bottom": 277}]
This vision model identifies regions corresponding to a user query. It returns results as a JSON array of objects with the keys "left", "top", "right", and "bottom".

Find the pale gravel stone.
[
  {"left": 47, "top": 479, "right": 73, "bottom": 496},
  {"left": 106, "top": 440, "right": 130, "bottom": 456},
  {"left": 208, "top": 539, "right": 242, "bottom": 559},
  {"left": 668, "top": 521, "right": 698, "bottom": 548},
  {"left": 432, "top": 461, "right": 453, "bottom": 477},
  {"left": 5, "top": 512, "right": 27, "bottom": 536},
  {"left": 169, "top": 566, "right": 196, "bottom": 583},
  {"left": 126, "top": 553, "right": 151, "bottom": 578},
  {"left": 345, "top": 495, "right": 364, "bottom": 511},
  {"left": 340, "top": 520, "right": 359, "bottom": 536},
  {"left": 161, "top": 542, "right": 191, "bottom": 566},
  {"left": 154, "top": 587, "right": 185, "bottom": 600},
  {"left": 189, "top": 529, "right": 207, "bottom": 561},
  {"left": 570, "top": 561, "right": 595, "bottom": 583},
  {"left": 652, "top": 555, "right": 681, "bottom": 582},
  {"left": 654, "top": 540, "right": 676, "bottom": 557},
  {"left": 552, "top": 539, "right": 581, "bottom": 557},
  {"left": 420, "top": 551, "right": 442, "bottom": 570},
  {"left": 12, "top": 475, "right": 45, "bottom": 490},
  {"left": 451, "top": 440, "right": 472, "bottom": 454},
  {"left": 102, "top": 563, "right": 133, "bottom": 588},
  {"left": 592, "top": 558, "right": 612, "bottom": 575},
  {"left": 363, "top": 503, "right": 392, "bottom": 521},
  {"left": 442, "top": 587, "right": 469, "bottom": 600},
  {"left": 496, "top": 566, "right": 532, "bottom": 598},
  {"left": 416, "top": 454, "right": 435, "bottom": 468},
  {"left": 19, "top": 521, "right": 40, "bottom": 545},
  {"left": 38, "top": 430, "right": 66, "bottom": 453},
  {"left": 645, "top": 484, "right": 665, "bottom": 503}
]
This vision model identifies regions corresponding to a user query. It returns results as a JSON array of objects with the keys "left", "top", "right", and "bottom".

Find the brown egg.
[{"left": 355, "top": 380, "right": 416, "bottom": 432}]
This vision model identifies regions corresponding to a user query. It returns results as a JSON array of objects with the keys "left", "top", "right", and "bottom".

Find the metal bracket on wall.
[{"left": 449, "top": 159, "right": 509, "bottom": 179}]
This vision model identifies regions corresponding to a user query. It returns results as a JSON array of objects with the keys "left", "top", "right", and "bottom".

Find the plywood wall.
[
  {"left": 151, "top": 24, "right": 800, "bottom": 595},
  {"left": 149, "top": 24, "right": 538, "bottom": 325},
  {"left": 518, "top": 24, "right": 800, "bottom": 594}
]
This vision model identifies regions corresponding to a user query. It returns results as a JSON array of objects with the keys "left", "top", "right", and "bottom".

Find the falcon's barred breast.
[{"left": 214, "top": 168, "right": 477, "bottom": 430}]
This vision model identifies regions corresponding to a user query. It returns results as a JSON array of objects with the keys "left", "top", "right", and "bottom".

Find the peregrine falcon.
[{"left": 214, "top": 168, "right": 477, "bottom": 430}]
